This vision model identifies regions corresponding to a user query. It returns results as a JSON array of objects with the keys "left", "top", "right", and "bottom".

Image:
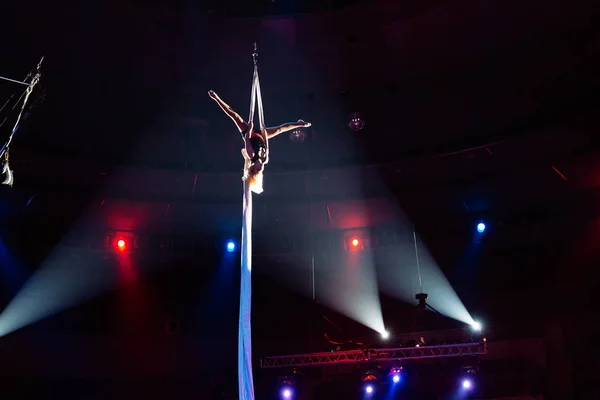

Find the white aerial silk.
[{"left": 238, "top": 57, "right": 267, "bottom": 400}]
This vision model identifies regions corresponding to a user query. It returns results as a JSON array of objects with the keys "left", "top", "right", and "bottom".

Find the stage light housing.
[
  {"left": 348, "top": 112, "right": 365, "bottom": 131},
  {"left": 278, "top": 377, "right": 294, "bottom": 399},
  {"left": 460, "top": 367, "right": 477, "bottom": 390},
  {"left": 389, "top": 366, "right": 403, "bottom": 383},
  {"left": 415, "top": 292, "right": 428, "bottom": 309}
]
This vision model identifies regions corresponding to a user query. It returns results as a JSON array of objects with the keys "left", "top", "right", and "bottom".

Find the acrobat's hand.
[
  {"left": 298, "top": 119, "right": 311, "bottom": 128},
  {"left": 208, "top": 90, "right": 217, "bottom": 99}
]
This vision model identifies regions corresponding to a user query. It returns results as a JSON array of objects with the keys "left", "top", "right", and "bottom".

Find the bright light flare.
[
  {"left": 392, "top": 374, "right": 400, "bottom": 383},
  {"left": 471, "top": 321, "right": 482, "bottom": 331},
  {"left": 346, "top": 235, "right": 364, "bottom": 251},
  {"left": 462, "top": 379, "right": 472, "bottom": 389},
  {"left": 116, "top": 239, "right": 127, "bottom": 251},
  {"left": 381, "top": 330, "right": 390, "bottom": 340},
  {"left": 317, "top": 251, "right": 386, "bottom": 336},
  {"left": 226, "top": 241, "right": 235, "bottom": 252},
  {"left": 365, "top": 385, "right": 374, "bottom": 394},
  {"left": 476, "top": 222, "right": 486, "bottom": 233},
  {"left": 281, "top": 388, "right": 292, "bottom": 399}
]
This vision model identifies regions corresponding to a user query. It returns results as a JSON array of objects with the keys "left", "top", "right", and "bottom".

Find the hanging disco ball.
[
  {"left": 348, "top": 112, "right": 365, "bottom": 131},
  {"left": 289, "top": 129, "right": 306, "bottom": 142}
]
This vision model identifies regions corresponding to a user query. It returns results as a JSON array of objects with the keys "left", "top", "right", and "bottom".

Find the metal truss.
[{"left": 260, "top": 342, "right": 486, "bottom": 368}]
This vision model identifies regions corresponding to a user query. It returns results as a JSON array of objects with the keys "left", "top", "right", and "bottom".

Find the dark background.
[{"left": 0, "top": 0, "right": 599, "bottom": 398}]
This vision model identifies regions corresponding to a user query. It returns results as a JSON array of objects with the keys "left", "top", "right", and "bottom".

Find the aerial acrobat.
[
  {"left": 215, "top": 44, "right": 312, "bottom": 400},
  {"left": 208, "top": 89, "right": 310, "bottom": 193}
]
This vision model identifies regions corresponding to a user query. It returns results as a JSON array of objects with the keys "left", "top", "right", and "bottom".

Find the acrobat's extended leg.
[
  {"left": 264, "top": 119, "right": 311, "bottom": 140},
  {"left": 208, "top": 90, "right": 249, "bottom": 134}
]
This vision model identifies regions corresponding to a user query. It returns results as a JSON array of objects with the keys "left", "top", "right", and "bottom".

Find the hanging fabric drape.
[
  {"left": 238, "top": 43, "right": 265, "bottom": 400},
  {"left": 238, "top": 176, "right": 254, "bottom": 400}
]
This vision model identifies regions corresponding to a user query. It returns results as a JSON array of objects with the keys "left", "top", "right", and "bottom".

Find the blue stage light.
[
  {"left": 226, "top": 241, "right": 235, "bottom": 252},
  {"left": 476, "top": 222, "right": 486, "bottom": 233}
]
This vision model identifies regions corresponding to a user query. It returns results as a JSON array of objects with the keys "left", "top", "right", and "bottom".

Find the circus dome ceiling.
[
  {"left": 1, "top": 0, "right": 598, "bottom": 214},
  {"left": 1, "top": 0, "right": 596, "bottom": 165},
  {"left": 130, "top": 0, "right": 384, "bottom": 16}
]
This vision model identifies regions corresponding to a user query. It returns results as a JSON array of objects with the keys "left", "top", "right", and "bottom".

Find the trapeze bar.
[
  {"left": 0, "top": 75, "right": 29, "bottom": 86},
  {"left": 260, "top": 342, "right": 486, "bottom": 368}
]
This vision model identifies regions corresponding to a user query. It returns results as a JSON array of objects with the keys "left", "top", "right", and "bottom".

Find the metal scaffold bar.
[{"left": 260, "top": 342, "right": 486, "bottom": 368}]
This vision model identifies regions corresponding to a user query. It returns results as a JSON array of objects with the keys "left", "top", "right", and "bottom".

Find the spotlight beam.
[
  {"left": 0, "top": 252, "right": 120, "bottom": 337},
  {"left": 420, "top": 298, "right": 444, "bottom": 317},
  {"left": 378, "top": 238, "right": 477, "bottom": 327}
]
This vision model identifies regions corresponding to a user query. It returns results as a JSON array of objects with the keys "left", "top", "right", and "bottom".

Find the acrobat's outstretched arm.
[
  {"left": 265, "top": 120, "right": 311, "bottom": 140},
  {"left": 208, "top": 90, "right": 249, "bottom": 133}
]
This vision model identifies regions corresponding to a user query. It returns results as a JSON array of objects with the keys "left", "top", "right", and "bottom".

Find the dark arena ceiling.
[
  {"left": 0, "top": 0, "right": 600, "bottom": 396},
  {"left": 130, "top": 0, "right": 383, "bottom": 16}
]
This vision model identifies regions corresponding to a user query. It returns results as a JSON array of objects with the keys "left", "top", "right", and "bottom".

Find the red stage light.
[
  {"left": 116, "top": 239, "right": 127, "bottom": 251},
  {"left": 343, "top": 230, "right": 368, "bottom": 251},
  {"left": 345, "top": 235, "right": 365, "bottom": 251}
]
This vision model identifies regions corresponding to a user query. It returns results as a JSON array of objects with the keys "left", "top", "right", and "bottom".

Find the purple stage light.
[
  {"left": 462, "top": 379, "right": 472, "bottom": 389},
  {"left": 348, "top": 112, "right": 365, "bottom": 131},
  {"left": 392, "top": 374, "right": 400, "bottom": 383},
  {"left": 289, "top": 129, "right": 306, "bottom": 142},
  {"left": 281, "top": 388, "right": 292, "bottom": 399}
]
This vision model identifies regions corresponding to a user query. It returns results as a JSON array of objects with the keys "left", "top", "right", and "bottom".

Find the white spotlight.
[
  {"left": 471, "top": 321, "right": 482, "bottom": 331},
  {"left": 380, "top": 330, "right": 390, "bottom": 340},
  {"left": 476, "top": 222, "right": 486, "bottom": 233}
]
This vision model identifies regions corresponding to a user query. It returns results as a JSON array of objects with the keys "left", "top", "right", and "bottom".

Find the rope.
[
  {"left": 0, "top": 57, "right": 43, "bottom": 186},
  {"left": 0, "top": 94, "right": 15, "bottom": 116},
  {"left": 0, "top": 75, "right": 29, "bottom": 86},
  {"left": 413, "top": 228, "right": 423, "bottom": 293}
]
